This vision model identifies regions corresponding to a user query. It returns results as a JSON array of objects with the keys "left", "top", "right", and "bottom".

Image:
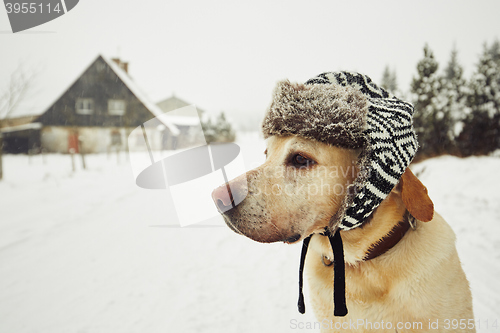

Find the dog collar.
[{"left": 364, "top": 210, "right": 414, "bottom": 261}]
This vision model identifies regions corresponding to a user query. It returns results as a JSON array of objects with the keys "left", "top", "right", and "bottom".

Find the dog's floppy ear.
[{"left": 398, "top": 168, "right": 434, "bottom": 222}]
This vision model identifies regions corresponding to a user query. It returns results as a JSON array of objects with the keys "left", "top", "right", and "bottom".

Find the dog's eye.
[{"left": 291, "top": 154, "right": 314, "bottom": 168}]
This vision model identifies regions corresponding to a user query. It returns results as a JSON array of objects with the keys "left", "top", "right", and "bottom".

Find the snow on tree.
[
  {"left": 458, "top": 40, "right": 500, "bottom": 156},
  {"left": 411, "top": 44, "right": 453, "bottom": 159},
  {"left": 380, "top": 65, "right": 398, "bottom": 95},
  {"left": 214, "top": 112, "right": 236, "bottom": 142},
  {"left": 435, "top": 45, "right": 469, "bottom": 153},
  {"left": 201, "top": 117, "right": 217, "bottom": 143},
  {"left": 201, "top": 111, "right": 236, "bottom": 143}
]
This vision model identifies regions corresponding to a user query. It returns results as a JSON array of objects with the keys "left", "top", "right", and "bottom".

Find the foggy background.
[
  {"left": 1, "top": 1, "right": 500, "bottom": 333},
  {"left": 1, "top": 0, "right": 500, "bottom": 129}
]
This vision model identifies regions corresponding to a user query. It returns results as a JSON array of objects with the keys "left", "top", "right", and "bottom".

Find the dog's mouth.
[
  {"left": 222, "top": 215, "right": 243, "bottom": 235},
  {"left": 212, "top": 180, "right": 328, "bottom": 244},
  {"left": 220, "top": 208, "right": 305, "bottom": 244},
  {"left": 283, "top": 233, "right": 302, "bottom": 244}
]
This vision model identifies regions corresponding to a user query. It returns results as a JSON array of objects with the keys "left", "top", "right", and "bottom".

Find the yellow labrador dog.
[{"left": 212, "top": 72, "right": 475, "bottom": 332}]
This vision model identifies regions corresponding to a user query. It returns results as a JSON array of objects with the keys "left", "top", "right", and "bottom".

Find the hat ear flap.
[{"left": 399, "top": 168, "right": 434, "bottom": 222}]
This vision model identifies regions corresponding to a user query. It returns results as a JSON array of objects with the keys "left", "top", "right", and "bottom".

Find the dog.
[
  {"left": 212, "top": 134, "right": 475, "bottom": 332},
  {"left": 212, "top": 72, "right": 475, "bottom": 332}
]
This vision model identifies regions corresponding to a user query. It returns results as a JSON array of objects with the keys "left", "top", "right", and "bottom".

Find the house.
[
  {"left": 156, "top": 95, "right": 207, "bottom": 148},
  {"left": 157, "top": 95, "right": 195, "bottom": 115},
  {"left": 1, "top": 55, "right": 202, "bottom": 154}
]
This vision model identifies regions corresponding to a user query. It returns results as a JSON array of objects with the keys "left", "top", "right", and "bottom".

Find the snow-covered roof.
[
  {"left": 156, "top": 95, "right": 206, "bottom": 127},
  {"left": 157, "top": 95, "right": 191, "bottom": 113},
  {"left": 161, "top": 115, "right": 201, "bottom": 126},
  {"left": 100, "top": 56, "right": 180, "bottom": 134},
  {"left": 0, "top": 122, "right": 42, "bottom": 133}
]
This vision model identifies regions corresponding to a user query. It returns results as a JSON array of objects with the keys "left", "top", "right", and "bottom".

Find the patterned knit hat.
[{"left": 262, "top": 71, "right": 418, "bottom": 231}]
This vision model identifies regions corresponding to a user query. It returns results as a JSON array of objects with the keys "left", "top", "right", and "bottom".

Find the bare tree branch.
[
  {"left": 0, "top": 62, "right": 39, "bottom": 181},
  {"left": 0, "top": 63, "right": 38, "bottom": 123}
]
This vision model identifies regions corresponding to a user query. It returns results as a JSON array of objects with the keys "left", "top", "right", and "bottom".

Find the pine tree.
[
  {"left": 201, "top": 111, "right": 236, "bottom": 143},
  {"left": 201, "top": 117, "right": 217, "bottom": 143},
  {"left": 214, "top": 112, "right": 236, "bottom": 142},
  {"left": 411, "top": 44, "right": 450, "bottom": 159},
  {"left": 458, "top": 40, "right": 500, "bottom": 155},
  {"left": 381, "top": 65, "right": 397, "bottom": 95},
  {"left": 489, "top": 39, "right": 500, "bottom": 63},
  {"left": 436, "top": 45, "right": 468, "bottom": 154}
]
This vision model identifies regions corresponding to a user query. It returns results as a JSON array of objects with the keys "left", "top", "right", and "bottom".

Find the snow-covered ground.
[
  {"left": 412, "top": 155, "right": 500, "bottom": 329},
  {"left": 0, "top": 133, "right": 499, "bottom": 333}
]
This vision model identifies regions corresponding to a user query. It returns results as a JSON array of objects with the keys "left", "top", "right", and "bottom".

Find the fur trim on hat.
[{"left": 262, "top": 80, "right": 369, "bottom": 149}]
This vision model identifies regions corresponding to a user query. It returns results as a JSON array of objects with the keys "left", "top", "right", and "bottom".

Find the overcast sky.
[{"left": 1, "top": 0, "right": 499, "bottom": 126}]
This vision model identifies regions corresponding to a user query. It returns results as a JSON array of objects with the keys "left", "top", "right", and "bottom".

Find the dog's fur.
[{"left": 213, "top": 135, "right": 474, "bottom": 332}]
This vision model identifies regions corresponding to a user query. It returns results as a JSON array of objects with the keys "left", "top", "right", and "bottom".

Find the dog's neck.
[{"left": 338, "top": 190, "right": 409, "bottom": 265}]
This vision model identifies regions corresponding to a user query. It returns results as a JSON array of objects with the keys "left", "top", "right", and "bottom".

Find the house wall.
[
  {"left": 41, "top": 126, "right": 132, "bottom": 153},
  {"left": 41, "top": 127, "right": 69, "bottom": 153},
  {"left": 41, "top": 126, "right": 183, "bottom": 154},
  {"left": 127, "top": 126, "right": 174, "bottom": 152}
]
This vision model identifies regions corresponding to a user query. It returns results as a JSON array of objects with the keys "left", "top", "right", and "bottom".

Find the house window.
[
  {"left": 76, "top": 98, "right": 94, "bottom": 115},
  {"left": 108, "top": 99, "right": 126, "bottom": 116}
]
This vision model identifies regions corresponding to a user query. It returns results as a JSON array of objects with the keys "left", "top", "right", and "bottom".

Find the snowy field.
[{"left": 0, "top": 133, "right": 499, "bottom": 333}]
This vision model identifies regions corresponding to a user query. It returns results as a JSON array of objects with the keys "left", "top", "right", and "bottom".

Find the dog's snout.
[{"left": 212, "top": 184, "right": 235, "bottom": 213}]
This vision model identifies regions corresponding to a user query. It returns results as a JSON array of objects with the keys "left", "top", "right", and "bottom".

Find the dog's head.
[
  {"left": 212, "top": 72, "right": 428, "bottom": 244},
  {"left": 211, "top": 133, "right": 434, "bottom": 245},
  {"left": 212, "top": 135, "right": 360, "bottom": 244}
]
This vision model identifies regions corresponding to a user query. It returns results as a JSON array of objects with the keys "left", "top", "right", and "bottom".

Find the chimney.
[{"left": 111, "top": 57, "right": 129, "bottom": 73}]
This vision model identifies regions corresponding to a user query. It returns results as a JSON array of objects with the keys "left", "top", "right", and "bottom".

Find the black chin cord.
[
  {"left": 297, "top": 229, "right": 348, "bottom": 317},
  {"left": 327, "top": 228, "right": 348, "bottom": 316},
  {"left": 297, "top": 235, "right": 311, "bottom": 314}
]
